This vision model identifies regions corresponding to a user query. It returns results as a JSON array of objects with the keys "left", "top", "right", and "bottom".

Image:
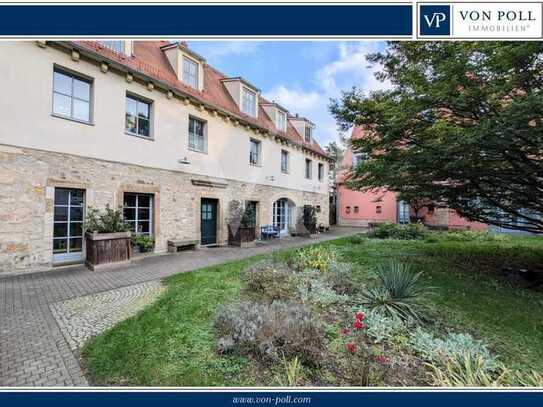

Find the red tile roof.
[{"left": 68, "top": 41, "right": 328, "bottom": 159}]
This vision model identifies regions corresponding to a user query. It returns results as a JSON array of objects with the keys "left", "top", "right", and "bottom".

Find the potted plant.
[
  {"left": 296, "top": 205, "right": 319, "bottom": 237},
  {"left": 84, "top": 205, "right": 132, "bottom": 271},
  {"left": 132, "top": 234, "right": 155, "bottom": 253},
  {"left": 226, "top": 199, "right": 256, "bottom": 247}
]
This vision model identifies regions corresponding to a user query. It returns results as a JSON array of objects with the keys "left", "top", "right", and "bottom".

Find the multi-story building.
[
  {"left": 336, "top": 126, "right": 487, "bottom": 230},
  {"left": 0, "top": 41, "right": 331, "bottom": 272}
]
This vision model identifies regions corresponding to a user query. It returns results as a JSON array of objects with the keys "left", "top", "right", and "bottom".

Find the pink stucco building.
[{"left": 336, "top": 126, "right": 487, "bottom": 230}]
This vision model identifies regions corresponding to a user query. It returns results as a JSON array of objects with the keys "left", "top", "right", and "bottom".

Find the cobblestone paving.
[
  {"left": 0, "top": 227, "right": 359, "bottom": 387},
  {"left": 50, "top": 281, "right": 165, "bottom": 351}
]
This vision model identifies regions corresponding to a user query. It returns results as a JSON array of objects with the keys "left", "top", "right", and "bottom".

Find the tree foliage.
[{"left": 330, "top": 42, "right": 543, "bottom": 232}]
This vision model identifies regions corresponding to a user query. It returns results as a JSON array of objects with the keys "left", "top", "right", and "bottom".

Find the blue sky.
[{"left": 188, "top": 41, "right": 387, "bottom": 147}]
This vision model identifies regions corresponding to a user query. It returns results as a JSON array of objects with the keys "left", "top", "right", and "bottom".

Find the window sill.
[
  {"left": 51, "top": 113, "right": 94, "bottom": 126},
  {"left": 281, "top": 171, "right": 289, "bottom": 175},
  {"left": 249, "top": 163, "right": 262, "bottom": 168},
  {"left": 189, "top": 147, "right": 208, "bottom": 155},
  {"left": 125, "top": 131, "right": 154, "bottom": 141}
]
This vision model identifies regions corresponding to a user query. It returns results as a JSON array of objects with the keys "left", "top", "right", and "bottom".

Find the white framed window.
[
  {"left": 182, "top": 56, "right": 199, "bottom": 89},
  {"left": 242, "top": 87, "right": 257, "bottom": 117},
  {"left": 123, "top": 193, "right": 154, "bottom": 236},
  {"left": 281, "top": 150, "right": 289, "bottom": 174},
  {"left": 125, "top": 94, "right": 152, "bottom": 139},
  {"left": 249, "top": 138, "right": 261, "bottom": 166},
  {"left": 276, "top": 110, "right": 287, "bottom": 131},
  {"left": 305, "top": 126, "right": 313, "bottom": 143},
  {"left": 189, "top": 116, "right": 206, "bottom": 152},
  {"left": 318, "top": 163, "right": 324, "bottom": 182},
  {"left": 98, "top": 41, "right": 125, "bottom": 54},
  {"left": 305, "top": 158, "right": 312, "bottom": 179},
  {"left": 52, "top": 68, "right": 92, "bottom": 123}
]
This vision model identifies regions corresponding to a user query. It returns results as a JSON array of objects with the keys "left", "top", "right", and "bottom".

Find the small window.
[
  {"left": 305, "top": 159, "right": 312, "bottom": 179},
  {"left": 346, "top": 206, "right": 351, "bottom": 214},
  {"left": 305, "top": 126, "right": 313, "bottom": 143},
  {"left": 353, "top": 153, "right": 368, "bottom": 166},
  {"left": 242, "top": 87, "right": 257, "bottom": 117},
  {"left": 52, "top": 69, "right": 92, "bottom": 123},
  {"left": 276, "top": 110, "right": 287, "bottom": 131},
  {"left": 182, "top": 57, "right": 199, "bottom": 89},
  {"left": 281, "top": 150, "right": 289, "bottom": 173},
  {"left": 354, "top": 206, "right": 359, "bottom": 213},
  {"left": 123, "top": 193, "right": 153, "bottom": 236},
  {"left": 249, "top": 138, "right": 261, "bottom": 165},
  {"left": 189, "top": 117, "right": 206, "bottom": 152},
  {"left": 98, "top": 41, "right": 125, "bottom": 54},
  {"left": 376, "top": 205, "right": 382, "bottom": 214},
  {"left": 125, "top": 94, "right": 152, "bottom": 138},
  {"left": 318, "top": 163, "right": 324, "bottom": 182},
  {"left": 316, "top": 205, "right": 321, "bottom": 213}
]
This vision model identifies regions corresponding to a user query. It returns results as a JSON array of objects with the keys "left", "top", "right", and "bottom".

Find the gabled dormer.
[
  {"left": 289, "top": 114, "right": 315, "bottom": 144},
  {"left": 97, "top": 40, "right": 134, "bottom": 56},
  {"left": 161, "top": 42, "right": 205, "bottom": 91},
  {"left": 261, "top": 101, "right": 288, "bottom": 132},
  {"left": 221, "top": 77, "right": 260, "bottom": 118}
]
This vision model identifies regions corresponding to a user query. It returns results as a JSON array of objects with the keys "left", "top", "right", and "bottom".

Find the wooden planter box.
[
  {"left": 228, "top": 225, "right": 256, "bottom": 248},
  {"left": 85, "top": 231, "right": 132, "bottom": 271}
]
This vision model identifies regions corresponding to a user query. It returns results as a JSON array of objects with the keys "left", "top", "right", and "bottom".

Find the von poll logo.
[
  {"left": 420, "top": 5, "right": 451, "bottom": 36},
  {"left": 419, "top": 2, "right": 543, "bottom": 38}
]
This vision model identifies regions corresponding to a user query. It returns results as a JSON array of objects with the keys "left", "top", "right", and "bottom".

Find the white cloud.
[
  {"left": 264, "top": 85, "right": 320, "bottom": 111},
  {"left": 263, "top": 41, "right": 389, "bottom": 146}
]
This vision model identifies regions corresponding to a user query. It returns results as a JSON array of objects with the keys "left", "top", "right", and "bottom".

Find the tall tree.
[{"left": 329, "top": 42, "right": 543, "bottom": 233}]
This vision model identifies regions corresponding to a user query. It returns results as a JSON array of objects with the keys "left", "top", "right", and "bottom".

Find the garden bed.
[{"left": 82, "top": 231, "right": 543, "bottom": 386}]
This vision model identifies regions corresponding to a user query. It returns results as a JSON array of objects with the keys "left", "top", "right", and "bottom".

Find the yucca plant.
[{"left": 360, "top": 261, "right": 428, "bottom": 322}]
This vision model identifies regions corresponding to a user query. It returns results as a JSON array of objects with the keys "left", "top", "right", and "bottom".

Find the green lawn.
[{"left": 82, "top": 235, "right": 543, "bottom": 386}]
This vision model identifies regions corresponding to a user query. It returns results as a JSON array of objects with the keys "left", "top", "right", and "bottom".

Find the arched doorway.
[{"left": 273, "top": 198, "right": 295, "bottom": 237}]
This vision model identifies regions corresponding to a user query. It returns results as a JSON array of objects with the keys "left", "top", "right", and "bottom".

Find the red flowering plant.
[{"left": 338, "top": 311, "right": 390, "bottom": 386}]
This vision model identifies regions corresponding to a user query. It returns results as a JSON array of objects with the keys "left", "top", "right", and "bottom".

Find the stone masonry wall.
[{"left": 0, "top": 144, "right": 329, "bottom": 274}]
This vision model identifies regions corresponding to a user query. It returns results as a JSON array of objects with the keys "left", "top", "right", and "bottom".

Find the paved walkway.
[{"left": 0, "top": 227, "right": 358, "bottom": 387}]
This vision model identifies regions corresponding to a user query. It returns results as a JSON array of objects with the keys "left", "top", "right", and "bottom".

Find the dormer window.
[
  {"left": 182, "top": 56, "right": 199, "bottom": 89},
  {"left": 98, "top": 41, "right": 125, "bottom": 54},
  {"left": 242, "top": 87, "right": 257, "bottom": 117},
  {"left": 305, "top": 126, "right": 313, "bottom": 143},
  {"left": 276, "top": 110, "right": 287, "bottom": 131}
]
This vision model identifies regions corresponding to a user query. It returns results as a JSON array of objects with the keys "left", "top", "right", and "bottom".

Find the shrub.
[
  {"left": 214, "top": 300, "right": 325, "bottom": 365},
  {"left": 85, "top": 205, "right": 130, "bottom": 234},
  {"left": 359, "top": 261, "right": 428, "bottom": 322},
  {"left": 292, "top": 245, "right": 339, "bottom": 272},
  {"left": 132, "top": 234, "right": 155, "bottom": 252},
  {"left": 441, "top": 230, "right": 510, "bottom": 242},
  {"left": 426, "top": 352, "right": 508, "bottom": 387},
  {"left": 241, "top": 260, "right": 297, "bottom": 301},
  {"left": 409, "top": 329, "right": 499, "bottom": 372},
  {"left": 367, "top": 223, "right": 428, "bottom": 240},
  {"left": 348, "top": 234, "right": 366, "bottom": 244},
  {"left": 326, "top": 262, "right": 357, "bottom": 294},
  {"left": 356, "top": 308, "right": 408, "bottom": 344},
  {"left": 297, "top": 277, "right": 348, "bottom": 309},
  {"left": 509, "top": 370, "right": 543, "bottom": 387},
  {"left": 337, "top": 312, "right": 391, "bottom": 386}
]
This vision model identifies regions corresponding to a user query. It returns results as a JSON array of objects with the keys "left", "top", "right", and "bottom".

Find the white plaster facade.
[{"left": 0, "top": 41, "right": 330, "bottom": 273}]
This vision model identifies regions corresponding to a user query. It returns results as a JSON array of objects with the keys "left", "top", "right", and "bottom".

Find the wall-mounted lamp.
[
  {"left": 178, "top": 157, "right": 191, "bottom": 165},
  {"left": 265, "top": 176, "right": 276, "bottom": 182}
]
